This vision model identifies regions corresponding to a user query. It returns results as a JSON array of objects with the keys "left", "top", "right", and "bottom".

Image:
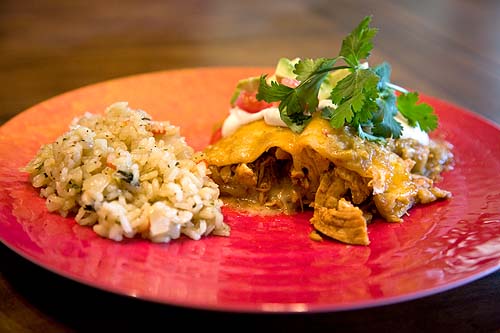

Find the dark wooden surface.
[{"left": 1, "top": 1, "right": 499, "bottom": 332}]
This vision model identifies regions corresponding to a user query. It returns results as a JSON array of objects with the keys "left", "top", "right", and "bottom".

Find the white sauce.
[
  {"left": 221, "top": 97, "right": 429, "bottom": 146},
  {"left": 221, "top": 106, "right": 286, "bottom": 137},
  {"left": 395, "top": 112, "right": 429, "bottom": 145}
]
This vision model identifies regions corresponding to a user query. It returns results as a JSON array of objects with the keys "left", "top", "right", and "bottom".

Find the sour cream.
[
  {"left": 221, "top": 106, "right": 286, "bottom": 137},
  {"left": 395, "top": 112, "right": 430, "bottom": 145}
]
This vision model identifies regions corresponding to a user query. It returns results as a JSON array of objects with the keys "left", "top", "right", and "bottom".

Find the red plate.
[{"left": 0, "top": 67, "right": 499, "bottom": 313}]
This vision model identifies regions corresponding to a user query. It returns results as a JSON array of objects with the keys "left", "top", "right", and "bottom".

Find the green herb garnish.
[
  {"left": 397, "top": 91, "right": 437, "bottom": 132},
  {"left": 256, "top": 15, "right": 438, "bottom": 141}
]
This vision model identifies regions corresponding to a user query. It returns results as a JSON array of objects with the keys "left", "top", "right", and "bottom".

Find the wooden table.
[{"left": 1, "top": 1, "right": 499, "bottom": 331}]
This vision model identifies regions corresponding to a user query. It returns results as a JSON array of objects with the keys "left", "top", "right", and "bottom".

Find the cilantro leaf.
[
  {"left": 370, "top": 62, "right": 403, "bottom": 138},
  {"left": 257, "top": 58, "right": 336, "bottom": 132},
  {"left": 397, "top": 92, "right": 438, "bottom": 132},
  {"left": 329, "top": 69, "right": 379, "bottom": 128},
  {"left": 280, "top": 110, "right": 313, "bottom": 133},
  {"left": 326, "top": 16, "right": 380, "bottom": 129},
  {"left": 373, "top": 61, "right": 391, "bottom": 90},
  {"left": 339, "top": 16, "right": 378, "bottom": 68},
  {"left": 256, "top": 75, "right": 313, "bottom": 132},
  {"left": 256, "top": 75, "right": 293, "bottom": 102},
  {"left": 255, "top": 15, "right": 439, "bottom": 141},
  {"left": 292, "top": 58, "right": 336, "bottom": 115},
  {"left": 320, "top": 106, "right": 335, "bottom": 120},
  {"left": 357, "top": 124, "right": 385, "bottom": 142},
  {"left": 372, "top": 92, "right": 403, "bottom": 138},
  {"left": 293, "top": 57, "right": 336, "bottom": 81}
]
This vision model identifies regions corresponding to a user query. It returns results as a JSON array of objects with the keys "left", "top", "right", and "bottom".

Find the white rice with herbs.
[{"left": 21, "top": 102, "right": 230, "bottom": 243}]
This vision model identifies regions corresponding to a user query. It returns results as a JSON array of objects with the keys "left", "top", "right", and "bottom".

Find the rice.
[{"left": 21, "top": 102, "right": 230, "bottom": 243}]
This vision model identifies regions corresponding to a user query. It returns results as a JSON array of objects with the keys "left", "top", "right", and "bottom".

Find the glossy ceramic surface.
[{"left": 0, "top": 68, "right": 499, "bottom": 313}]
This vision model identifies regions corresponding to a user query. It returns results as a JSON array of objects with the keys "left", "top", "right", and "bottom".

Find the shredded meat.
[
  {"left": 312, "top": 199, "right": 369, "bottom": 246},
  {"left": 200, "top": 116, "right": 454, "bottom": 245},
  {"left": 311, "top": 169, "right": 370, "bottom": 245},
  {"left": 412, "top": 174, "right": 451, "bottom": 204},
  {"left": 334, "top": 166, "right": 371, "bottom": 205},
  {"left": 208, "top": 149, "right": 307, "bottom": 214},
  {"left": 234, "top": 163, "right": 256, "bottom": 187}
]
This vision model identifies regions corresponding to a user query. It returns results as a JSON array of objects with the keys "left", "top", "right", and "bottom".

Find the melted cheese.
[{"left": 201, "top": 115, "right": 416, "bottom": 223}]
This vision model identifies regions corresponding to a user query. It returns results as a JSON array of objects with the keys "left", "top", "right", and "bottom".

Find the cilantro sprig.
[{"left": 256, "top": 16, "right": 438, "bottom": 141}]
